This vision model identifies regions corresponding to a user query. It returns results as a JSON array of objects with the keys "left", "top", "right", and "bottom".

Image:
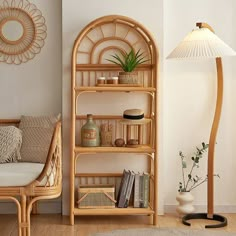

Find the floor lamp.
[{"left": 167, "top": 22, "right": 236, "bottom": 228}]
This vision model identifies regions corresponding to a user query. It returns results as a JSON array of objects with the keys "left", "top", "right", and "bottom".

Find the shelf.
[
  {"left": 74, "top": 145, "right": 155, "bottom": 154},
  {"left": 75, "top": 115, "right": 152, "bottom": 120},
  {"left": 76, "top": 64, "right": 154, "bottom": 71},
  {"left": 120, "top": 118, "right": 151, "bottom": 125},
  {"left": 96, "top": 84, "right": 142, "bottom": 87},
  {"left": 75, "top": 173, "right": 123, "bottom": 178},
  {"left": 74, "top": 206, "right": 154, "bottom": 215},
  {"left": 74, "top": 86, "right": 156, "bottom": 93}
]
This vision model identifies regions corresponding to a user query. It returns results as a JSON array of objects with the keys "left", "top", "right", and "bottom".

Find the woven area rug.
[{"left": 93, "top": 228, "right": 236, "bottom": 236}]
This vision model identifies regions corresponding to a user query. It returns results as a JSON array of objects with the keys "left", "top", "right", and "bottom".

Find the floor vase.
[{"left": 176, "top": 192, "right": 195, "bottom": 215}]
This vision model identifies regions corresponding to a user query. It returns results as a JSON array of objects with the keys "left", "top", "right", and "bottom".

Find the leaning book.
[
  {"left": 117, "top": 169, "right": 130, "bottom": 208},
  {"left": 133, "top": 172, "right": 141, "bottom": 208},
  {"left": 123, "top": 171, "right": 135, "bottom": 208},
  {"left": 143, "top": 172, "right": 150, "bottom": 208}
]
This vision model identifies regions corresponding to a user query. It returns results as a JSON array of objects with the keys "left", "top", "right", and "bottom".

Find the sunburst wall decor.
[{"left": 0, "top": 0, "right": 47, "bottom": 64}]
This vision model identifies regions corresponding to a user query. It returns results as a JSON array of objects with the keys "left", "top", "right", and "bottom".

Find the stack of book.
[{"left": 117, "top": 169, "right": 150, "bottom": 208}]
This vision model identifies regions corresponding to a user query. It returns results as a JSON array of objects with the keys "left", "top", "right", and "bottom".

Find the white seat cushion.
[{"left": 0, "top": 163, "right": 54, "bottom": 187}]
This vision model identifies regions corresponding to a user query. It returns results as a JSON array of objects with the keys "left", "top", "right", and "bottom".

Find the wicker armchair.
[{"left": 0, "top": 119, "right": 62, "bottom": 236}]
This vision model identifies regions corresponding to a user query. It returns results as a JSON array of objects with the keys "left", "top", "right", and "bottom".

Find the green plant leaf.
[
  {"left": 106, "top": 48, "right": 148, "bottom": 72},
  {"left": 179, "top": 151, "right": 184, "bottom": 158},
  {"left": 178, "top": 142, "right": 210, "bottom": 192}
]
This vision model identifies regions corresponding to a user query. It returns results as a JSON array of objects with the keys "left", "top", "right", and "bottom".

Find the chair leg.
[
  {"left": 0, "top": 196, "right": 22, "bottom": 236},
  {"left": 27, "top": 197, "right": 36, "bottom": 236},
  {"left": 21, "top": 195, "right": 29, "bottom": 236},
  {"left": 17, "top": 200, "right": 22, "bottom": 236},
  {"left": 28, "top": 196, "right": 38, "bottom": 214},
  {"left": 32, "top": 202, "right": 38, "bottom": 214},
  {"left": 26, "top": 202, "right": 32, "bottom": 236}
]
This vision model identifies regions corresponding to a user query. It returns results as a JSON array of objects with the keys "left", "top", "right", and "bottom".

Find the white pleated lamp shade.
[{"left": 167, "top": 28, "right": 236, "bottom": 59}]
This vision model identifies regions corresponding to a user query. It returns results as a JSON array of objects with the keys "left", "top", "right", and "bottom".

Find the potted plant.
[
  {"left": 107, "top": 48, "right": 148, "bottom": 84},
  {"left": 178, "top": 142, "right": 209, "bottom": 193},
  {"left": 176, "top": 142, "right": 219, "bottom": 215}
]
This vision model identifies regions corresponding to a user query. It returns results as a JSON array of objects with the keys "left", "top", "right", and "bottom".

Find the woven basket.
[
  {"left": 118, "top": 72, "right": 139, "bottom": 84},
  {"left": 77, "top": 185, "right": 116, "bottom": 208}
]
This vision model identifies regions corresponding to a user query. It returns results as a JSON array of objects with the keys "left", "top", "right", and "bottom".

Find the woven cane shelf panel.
[{"left": 0, "top": 0, "right": 47, "bottom": 64}]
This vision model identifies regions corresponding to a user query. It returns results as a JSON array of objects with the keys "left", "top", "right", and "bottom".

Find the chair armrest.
[{"left": 33, "top": 121, "right": 62, "bottom": 186}]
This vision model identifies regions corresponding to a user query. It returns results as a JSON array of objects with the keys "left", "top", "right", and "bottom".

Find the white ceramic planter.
[{"left": 176, "top": 192, "right": 195, "bottom": 215}]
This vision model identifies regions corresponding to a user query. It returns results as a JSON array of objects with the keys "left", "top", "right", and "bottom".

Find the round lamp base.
[{"left": 182, "top": 213, "right": 227, "bottom": 228}]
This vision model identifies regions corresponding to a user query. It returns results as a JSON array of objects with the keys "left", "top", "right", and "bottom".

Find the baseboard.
[
  {"left": 2, "top": 201, "right": 235, "bottom": 215},
  {"left": 164, "top": 204, "right": 236, "bottom": 214},
  {"left": 0, "top": 199, "right": 62, "bottom": 214}
]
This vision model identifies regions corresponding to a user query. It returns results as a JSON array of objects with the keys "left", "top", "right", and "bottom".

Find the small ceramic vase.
[
  {"left": 176, "top": 191, "right": 195, "bottom": 215},
  {"left": 81, "top": 114, "right": 100, "bottom": 147}
]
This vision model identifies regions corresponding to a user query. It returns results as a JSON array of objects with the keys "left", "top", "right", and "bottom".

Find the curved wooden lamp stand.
[{"left": 182, "top": 22, "right": 227, "bottom": 228}]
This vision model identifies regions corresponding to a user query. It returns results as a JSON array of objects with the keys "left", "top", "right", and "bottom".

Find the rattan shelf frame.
[{"left": 70, "top": 14, "right": 159, "bottom": 226}]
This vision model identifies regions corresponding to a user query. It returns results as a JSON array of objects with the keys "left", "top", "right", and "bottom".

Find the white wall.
[
  {"left": 163, "top": 0, "right": 236, "bottom": 212},
  {"left": 62, "top": 0, "right": 236, "bottom": 216},
  {"left": 0, "top": 0, "right": 62, "bottom": 117},
  {"left": 62, "top": 0, "right": 164, "bottom": 215},
  {"left": 0, "top": 0, "right": 62, "bottom": 213}
]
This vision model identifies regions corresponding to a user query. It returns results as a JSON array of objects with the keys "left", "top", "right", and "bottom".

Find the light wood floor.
[{"left": 0, "top": 213, "right": 236, "bottom": 236}]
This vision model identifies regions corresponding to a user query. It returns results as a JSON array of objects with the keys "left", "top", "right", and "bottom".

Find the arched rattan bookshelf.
[{"left": 70, "top": 15, "right": 159, "bottom": 225}]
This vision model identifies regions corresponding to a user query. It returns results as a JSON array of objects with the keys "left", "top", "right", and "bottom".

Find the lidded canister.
[
  {"left": 97, "top": 77, "right": 106, "bottom": 85},
  {"left": 107, "top": 76, "right": 118, "bottom": 84}
]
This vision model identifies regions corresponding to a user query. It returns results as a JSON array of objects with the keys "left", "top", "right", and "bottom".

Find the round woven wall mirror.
[
  {"left": 0, "top": 0, "right": 47, "bottom": 64},
  {"left": 1, "top": 19, "right": 24, "bottom": 43}
]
